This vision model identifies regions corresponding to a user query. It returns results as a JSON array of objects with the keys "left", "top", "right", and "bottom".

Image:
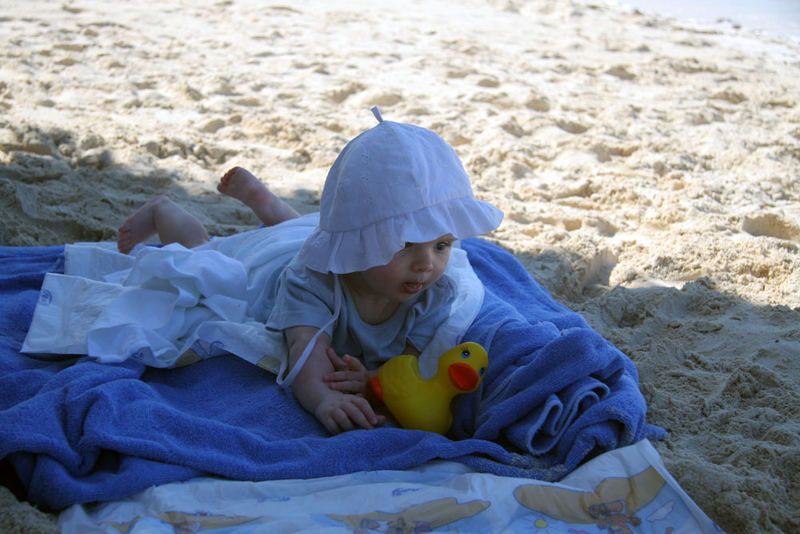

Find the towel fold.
[
  {"left": 445, "top": 240, "right": 663, "bottom": 479},
  {"left": 0, "top": 240, "right": 663, "bottom": 510}
]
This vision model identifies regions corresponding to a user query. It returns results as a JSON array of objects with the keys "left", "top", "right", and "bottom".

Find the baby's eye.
[
  {"left": 436, "top": 241, "right": 452, "bottom": 251},
  {"left": 404, "top": 242, "right": 413, "bottom": 249}
]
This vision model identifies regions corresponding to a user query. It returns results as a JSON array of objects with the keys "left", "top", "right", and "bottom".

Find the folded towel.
[
  {"left": 450, "top": 239, "right": 663, "bottom": 478},
  {"left": 0, "top": 240, "right": 663, "bottom": 509}
]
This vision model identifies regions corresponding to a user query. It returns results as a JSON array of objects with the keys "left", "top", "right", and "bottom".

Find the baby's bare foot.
[
  {"left": 117, "top": 195, "right": 164, "bottom": 254},
  {"left": 217, "top": 166, "right": 300, "bottom": 226},
  {"left": 217, "top": 167, "right": 268, "bottom": 207}
]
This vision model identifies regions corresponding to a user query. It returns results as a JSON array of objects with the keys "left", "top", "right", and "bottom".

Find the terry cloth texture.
[{"left": 0, "top": 240, "right": 664, "bottom": 509}]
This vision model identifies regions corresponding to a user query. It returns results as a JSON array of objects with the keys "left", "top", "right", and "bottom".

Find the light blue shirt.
[{"left": 265, "top": 254, "right": 455, "bottom": 369}]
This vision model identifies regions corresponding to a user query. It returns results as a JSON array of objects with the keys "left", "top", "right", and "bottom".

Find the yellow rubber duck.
[{"left": 369, "top": 342, "right": 488, "bottom": 434}]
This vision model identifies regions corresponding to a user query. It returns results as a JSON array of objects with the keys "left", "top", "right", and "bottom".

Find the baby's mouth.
[{"left": 402, "top": 281, "right": 424, "bottom": 294}]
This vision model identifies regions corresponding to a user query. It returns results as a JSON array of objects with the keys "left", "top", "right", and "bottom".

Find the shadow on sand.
[{"left": 0, "top": 124, "right": 318, "bottom": 248}]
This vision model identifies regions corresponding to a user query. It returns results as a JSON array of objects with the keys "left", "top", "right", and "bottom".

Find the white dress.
[{"left": 22, "top": 213, "right": 485, "bottom": 379}]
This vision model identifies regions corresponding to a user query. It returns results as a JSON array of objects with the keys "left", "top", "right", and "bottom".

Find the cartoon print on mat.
[
  {"left": 328, "top": 497, "right": 490, "bottom": 533},
  {"left": 105, "top": 510, "right": 258, "bottom": 533},
  {"left": 589, "top": 500, "right": 641, "bottom": 534},
  {"left": 514, "top": 466, "right": 668, "bottom": 533}
]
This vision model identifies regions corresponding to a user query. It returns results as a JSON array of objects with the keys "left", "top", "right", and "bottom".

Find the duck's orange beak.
[
  {"left": 369, "top": 376, "right": 384, "bottom": 401},
  {"left": 448, "top": 363, "right": 481, "bottom": 391}
]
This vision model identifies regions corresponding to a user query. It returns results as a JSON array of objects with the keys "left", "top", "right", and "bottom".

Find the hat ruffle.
[{"left": 298, "top": 194, "right": 503, "bottom": 274}]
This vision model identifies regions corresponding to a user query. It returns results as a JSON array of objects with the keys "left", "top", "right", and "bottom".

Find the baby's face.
[{"left": 357, "top": 234, "right": 455, "bottom": 304}]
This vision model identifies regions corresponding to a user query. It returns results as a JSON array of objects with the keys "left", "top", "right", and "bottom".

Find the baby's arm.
[{"left": 285, "top": 326, "right": 385, "bottom": 434}]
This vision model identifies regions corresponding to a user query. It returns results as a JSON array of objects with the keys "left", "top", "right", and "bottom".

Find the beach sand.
[{"left": 1, "top": 1, "right": 798, "bottom": 532}]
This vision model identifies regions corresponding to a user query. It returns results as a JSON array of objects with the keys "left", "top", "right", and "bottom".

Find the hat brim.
[{"left": 298, "top": 196, "right": 503, "bottom": 274}]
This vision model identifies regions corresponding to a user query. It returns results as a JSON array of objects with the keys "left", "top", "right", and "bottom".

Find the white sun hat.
[{"left": 298, "top": 107, "right": 504, "bottom": 274}]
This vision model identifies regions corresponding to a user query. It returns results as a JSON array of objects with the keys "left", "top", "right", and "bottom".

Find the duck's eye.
[
  {"left": 479, "top": 367, "right": 486, "bottom": 376},
  {"left": 461, "top": 349, "right": 470, "bottom": 359}
]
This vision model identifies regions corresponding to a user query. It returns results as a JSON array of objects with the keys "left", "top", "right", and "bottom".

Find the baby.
[{"left": 116, "top": 108, "right": 503, "bottom": 434}]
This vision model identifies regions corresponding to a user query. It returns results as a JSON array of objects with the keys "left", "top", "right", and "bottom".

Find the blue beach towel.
[{"left": 0, "top": 240, "right": 664, "bottom": 509}]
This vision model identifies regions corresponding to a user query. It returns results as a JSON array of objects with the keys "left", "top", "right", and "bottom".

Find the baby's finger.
[
  {"left": 330, "top": 408, "right": 355, "bottom": 432},
  {"left": 321, "top": 415, "right": 343, "bottom": 435},
  {"left": 341, "top": 354, "right": 367, "bottom": 371},
  {"left": 326, "top": 379, "right": 363, "bottom": 392},
  {"left": 340, "top": 402, "right": 374, "bottom": 429},
  {"left": 328, "top": 370, "right": 362, "bottom": 381},
  {"left": 325, "top": 347, "right": 347, "bottom": 370},
  {"left": 322, "top": 370, "right": 358, "bottom": 382},
  {"left": 349, "top": 396, "right": 384, "bottom": 428}
]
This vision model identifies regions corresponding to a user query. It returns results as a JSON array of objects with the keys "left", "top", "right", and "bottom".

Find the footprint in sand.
[
  {"left": 183, "top": 83, "right": 204, "bottom": 101},
  {"left": 669, "top": 58, "right": 718, "bottom": 74},
  {"left": 234, "top": 97, "right": 262, "bottom": 107},
  {"left": 368, "top": 92, "right": 403, "bottom": 108},
  {"left": 525, "top": 93, "right": 551, "bottom": 112},
  {"left": 742, "top": 213, "right": 800, "bottom": 242},
  {"left": 581, "top": 249, "right": 619, "bottom": 290},
  {"left": 605, "top": 65, "right": 636, "bottom": 80},
  {"left": 501, "top": 117, "right": 527, "bottom": 137},
  {"left": 477, "top": 76, "right": 500, "bottom": 88},
  {"left": 712, "top": 90, "right": 747, "bottom": 105},
  {"left": 54, "top": 42, "right": 88, "bottom": 53},
  {"left": 79, "top": 133, "right": 105, "bottom": 151},
  {"left": 555, "top": 118, "right": 589, "bottom": 134},
  {"left": 446, "top": 68, "right": 474, "bottom": 79},
  {"left": 592, "top": 142, "right": 638, "bottom": 162},
  {"left": 199, "top": 118, "right": 226, "bottom": 134},
  {"left": 326, "top": 82, "right": 365, "bottom": 103}
]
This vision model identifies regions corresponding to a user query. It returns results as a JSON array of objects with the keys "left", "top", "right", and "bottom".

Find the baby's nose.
[{"left": 411, "top": 249, "right": 434, "bottom": 272}]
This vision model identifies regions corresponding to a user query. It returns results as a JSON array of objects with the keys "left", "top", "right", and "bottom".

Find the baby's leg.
[
  {"left": 117, "top": 195, "right": 210, "bottom": 254},
  {"left": 218, "top": 167, "right": 300, "bottom": 226}
]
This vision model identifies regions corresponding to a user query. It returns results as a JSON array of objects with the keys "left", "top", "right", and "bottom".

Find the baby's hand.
[
  {"left": 323, "top": 348, "right": 372, "bottom": 395},
  {"left": 314, "top": 392, "right": 385, "bottom": 435}
]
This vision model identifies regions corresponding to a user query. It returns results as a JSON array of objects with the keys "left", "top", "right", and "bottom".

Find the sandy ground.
[{"left": 1, "top": 1, "right": 798, "bottom": 532}]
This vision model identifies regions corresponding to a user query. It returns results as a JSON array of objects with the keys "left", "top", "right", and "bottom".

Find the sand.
[{"left": 1, "top": 1, "right": 798, "bottom": 532}]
